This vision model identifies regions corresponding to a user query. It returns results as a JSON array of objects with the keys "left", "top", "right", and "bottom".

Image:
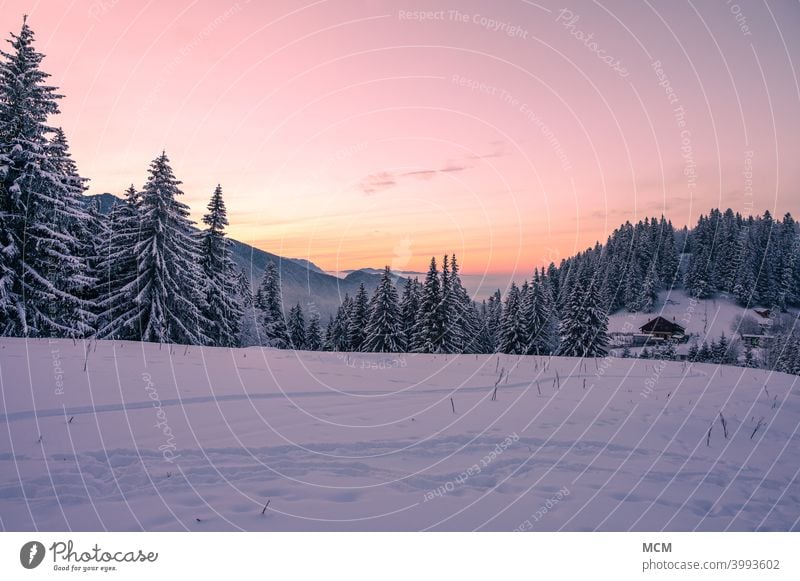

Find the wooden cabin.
[{"left": 639, "top": 316, "right": 686, "bottom": 340}]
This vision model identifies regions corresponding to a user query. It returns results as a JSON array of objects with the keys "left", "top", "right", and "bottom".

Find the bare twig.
[
  {"left": 450, "top": 397, "right": 456, "bottom": 414},
  {"left": 719, "top": 412, "right": 728, "bottom": 439},
  {"left": 83, "top": 341, "right": 91, "bottom": 372},
  {"left": 750, "top": 417, "right": 765, "bottom": 440},
  {"left": 261, "top": 500, "right": 270, "bottom": 515},
  {"left": 491, "top": 369, "right": 504, "bottom": 402}
]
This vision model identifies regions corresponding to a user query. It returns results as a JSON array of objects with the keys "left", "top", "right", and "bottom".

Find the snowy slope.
[
  {"left": 608, "top": 289, "right": 777, "bottom": 344},
  {"left": 0, "top": 337, "right": 797, "bottom": 531}
]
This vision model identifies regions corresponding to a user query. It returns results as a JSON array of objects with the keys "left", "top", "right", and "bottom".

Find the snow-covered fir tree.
[
  {"left": 437, "top": 255, "right": 460, "bottom": 353},
  {"left": 399, "top": 276, "right": 420, "bottom": 351},
  {"left": 448, "top": 254, "right": 480, "bottom": 353},
  {"left": 0, "top": 18, "right": 93, "bottom": 337},
  {"left": 623, "top": 261, "right": 644, "bottom": 312},
  {"left": 199, "top": 184, "right": 242, "bottom": 347},
  {"left": 257, "top": 261, "right": 290, "bottom": 348},
  {"left": 287, "top": 303, "right": 306, "bottom": 349},
  {"left": 557, "top": 276, "right": 609, "bottom": 357},
  {"left": 78, "top": 192, "right": 108, "bottom": 324},
  {"left": 640, "top": 268, "right": 658, "bottom": 313},
  {"left": 498, "top": 282, "right": 526, "bottom": 354},
  {"left": 322, "top": 315, "right": 335, "bottom": 351},
  {"left": 306, "top": 310, "right": 322, "bottom": 351},
  {"left": 742, "top": 343, "right": 757, "bottom": 368},
  {"left": 327, "top": 294, "right": 352, "bottom": 351},
  {"left": 484, "top": 289, "right": 502, "bottom": 353},
  {"left": 775, "top": 213, "right": 798, "bottom": 310},
  {"left": 656, "top": 218, "right": 680, "bottom": 288},
  {"left": 474, "top": 300, "right": 494, "bottom": 354},
  {"left": 233, "top": 266, "right": 253, "bottom": 307},
  {"left": 684, "top": 214, "right": 717, "bottom": 298},
  {"left": 96, "top": 185, "right": 141, "bottom": 339},
  {"left": 362, "top": 266, "right": 402, "bottom": 352},
  {"left": 124, "top": 152, "right": 209, "bottom": 344},
  {"left": 347, "top": 283, "right": 369, "bottom": 351},
  {"left": 521, "top": 270, "right": 555, "bottom": 355},
  {"left": 412, "top": 257, "right": 444, "bottom": 353}
]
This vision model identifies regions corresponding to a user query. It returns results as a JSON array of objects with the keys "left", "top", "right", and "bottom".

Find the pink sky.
[{"left": 2, "top": 0, "right": 799, "bottom": 279}]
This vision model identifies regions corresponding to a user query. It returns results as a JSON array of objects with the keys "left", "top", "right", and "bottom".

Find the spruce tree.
[
  {"left": 484, "top": 289, "right": 502, "bottom": 352},
  {"left": 81, "top": 195, "right": 110, "bottom": 324},
  {"left": 446, "top": 255, "right": 477, "bottom": 353},
  {"left": 623, "top": 261, "right": 644, "bottom": 312},
  {"left": 126, "top": 152, "right": 209, "bottom": 344},
  {"left": 498, "top": 283, "right": 526, "bottom": 354},
  {"left": 657, "top": 218, "right": 680, "bottom": 289},
  {"left": 328, "top": 295, "right": 352, "bottom": 351},
  {"left": 754, "top": 211, "right": 777, "bottom": 307},
  {"left": 257, "top": 261, "right": 290, "bottom": 348},
  {"left": 399, "top": 276, "right": 420, "bottom": 351},
  {"left": 306, "top": 310, "right": 322, "bottom": 351},
  {"left": 743, "top": 343, "right": 757, "bottom": 368},
  {"left": 641, "top": 268, "right": 658, "bottom": 313},
  {"left": 0, "top": 19, "right": 93, "bottom": 337},
  {"left": 347, "top": 283, "right": 369, "bottom": 351},
  {"left": 776, "top": 213, "right": 798, "bottom": 310},
  {"left": 199, "top": 184, "right": 242, "bottom": 347},
  {"left": 362, "top": 266, "right": 402, "bottom": 352},
  {"left": 412, "top": 257, "right": 444, "bottom": 353},
  {"left": 287, "top": 303, "right": 306, "bottom": 349},
  {"left": 557, "top": 277, "right": 608, "bottom": 357},
  {"left": 522, "top": 272, "right": 555, "bottom": 355},
  {"left": 233, "top": 266, "right": 253, "bottom": 307},
  {"left": 96, "top": 186, "right": 142, "bottom": 339},
  {"left": 322, "top": 315, "right": 335, "bottom": 351}
]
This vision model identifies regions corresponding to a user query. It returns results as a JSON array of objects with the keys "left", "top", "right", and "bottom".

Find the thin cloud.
[
  {"left": 466, "top": 140, "right": 507, "bottom": 161},
  {"left": 358, "top": 164, "right": 469, "bottom": 194},
  {"left": 359, "top": 171, "right": 397, "bottom": 194}
]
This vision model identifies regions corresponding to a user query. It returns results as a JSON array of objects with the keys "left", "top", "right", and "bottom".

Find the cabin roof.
[{"left": 639, "top": 316, "right": 685, "bottom": 334}]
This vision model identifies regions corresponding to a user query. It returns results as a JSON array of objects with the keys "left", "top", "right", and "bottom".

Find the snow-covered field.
[{"left": 0, "top": 337, "right": 798, "bottom": 531}]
